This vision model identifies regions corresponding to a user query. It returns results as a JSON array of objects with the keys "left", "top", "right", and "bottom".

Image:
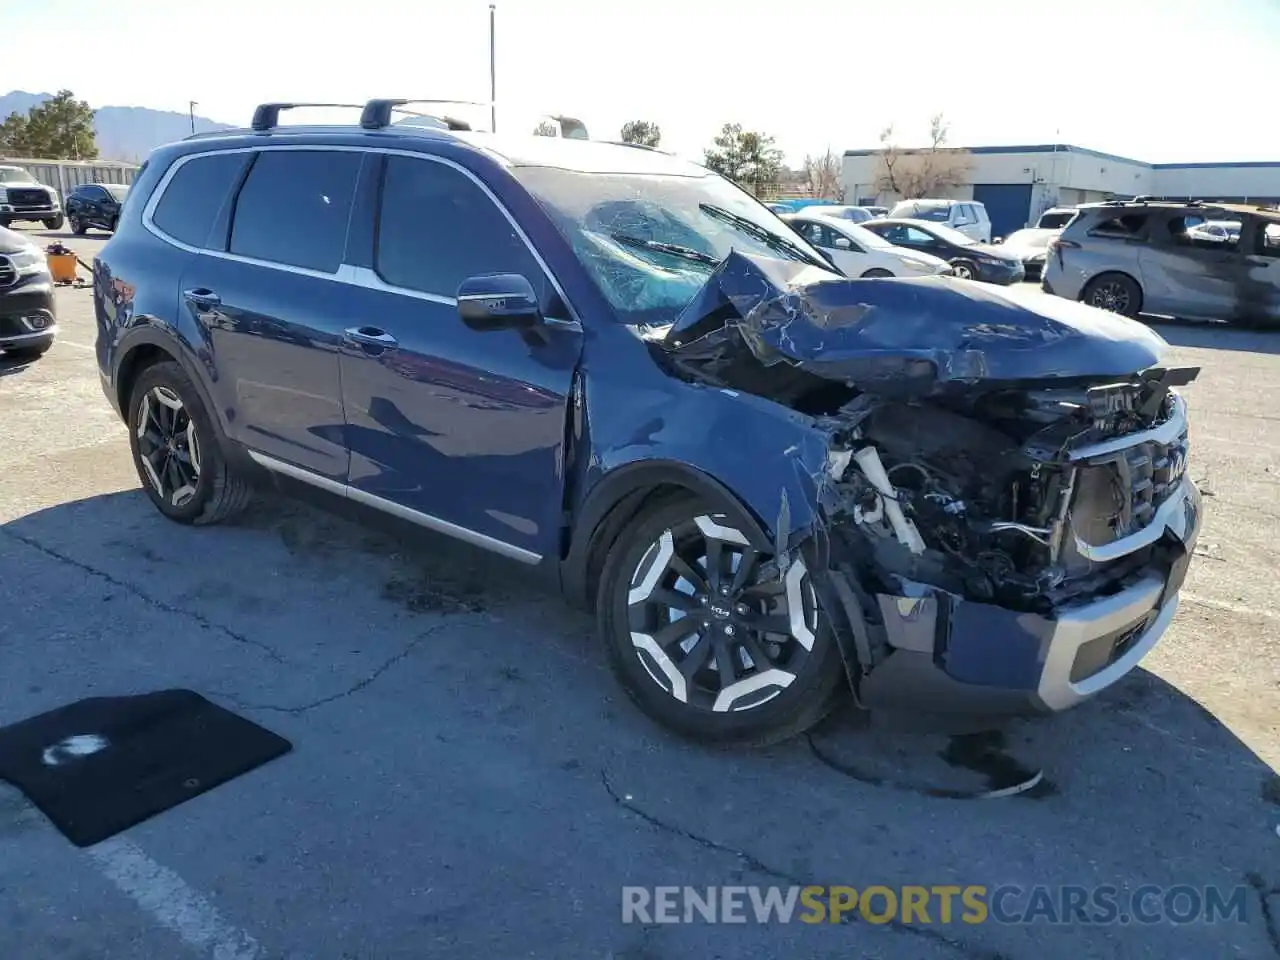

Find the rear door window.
[
  {"left": 1087, "top": 213, "right": 1150, "bottom": 240},
  {"left": 151, "top": 152, "right": 250, "bottom": 248},
  {"left": 228, "top": 150, "right": 362, "bottom": 273},
  {"left": 374, "top": 154, "right": 545, "bottom": 302}
]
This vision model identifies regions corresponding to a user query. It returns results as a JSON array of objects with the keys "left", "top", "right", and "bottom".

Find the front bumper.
[
  {"left": 979, "top": 261, "right": 1026, "bottom": 285},
  {"left": 0, "top": 204, "right": 61, "bottom": 221},
  {"left": 853, "top": 473, "right": 1202, "bottom": 716},
  {"left": 0, "top": 278, "right": 58, "bottom": 345}
]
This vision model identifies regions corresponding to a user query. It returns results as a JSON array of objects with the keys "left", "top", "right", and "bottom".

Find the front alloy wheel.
[
  {"left": 135, "top": 385, "right": 202, "bottom": 508},
  {"left": 950, "top": 259, "right": 976, "bottom": 280},
  {"left": 599, "top": 500, "right": 844, "bottom": 745}
]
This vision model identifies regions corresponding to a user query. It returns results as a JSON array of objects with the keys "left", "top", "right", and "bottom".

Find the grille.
[
  {"left": 1122, "top": 430, "right": 1189, "bottom": 529},
  {"left": 0, "top": 255, "right": 16, "bottom": 288},
  {"left": 7, "top": 187, "right": 50, "bottom": 207},
  {"left": 1062, "top": 427, "right": 1189, "bottom": 568}
]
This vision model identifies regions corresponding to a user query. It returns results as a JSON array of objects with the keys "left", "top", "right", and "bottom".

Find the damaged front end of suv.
[{"left": 654, "top": 253, "right": 1202, "bottom": 715}]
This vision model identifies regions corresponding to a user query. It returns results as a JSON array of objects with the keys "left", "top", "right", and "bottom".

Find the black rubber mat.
[{"left": 0, "top": 690, "right": 291, "bottom": 847}]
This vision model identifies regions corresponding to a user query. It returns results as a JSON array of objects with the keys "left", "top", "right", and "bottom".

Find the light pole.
[
  {"left": 488, "top": 5, "right": 497, "bottom": 132},
  {"left": 189, "top": 101, "right": 198, "bottom": 135}
]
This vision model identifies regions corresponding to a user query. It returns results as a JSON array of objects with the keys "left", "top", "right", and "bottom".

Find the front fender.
[
  {"left": 561, "top": 373, "right": 835, "bottom": 608},
  {"left": 111, "top": 322, "right": 229, "bottom": 444}
]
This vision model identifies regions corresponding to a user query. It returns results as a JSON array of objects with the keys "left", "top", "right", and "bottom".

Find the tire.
[
  {"left": 127, "top": 360, "right": 252, "bottom": 525},
  {"left": 1081, "top": 272, "right": 1142, "bottom": 318},
  {"left": 4, "top": 340, "right": 52, "bottom": 360},
  {"left": 949, "top": 259, "right": 978, "bottom": 280},
  {"left": 43, "top": 215, "right": 64, "bottom": 230},
  {"left": 0, "top": 218, "right": 9, "bottom": 229},
  {"left": 597, "top": 498, "right": 845, "bottom": 746},
  {"left": 69, "top": 215, "right": 87, "bottom": 235},
  {"left": 860, "top": 268, "right": 894, "bottom": 279}
]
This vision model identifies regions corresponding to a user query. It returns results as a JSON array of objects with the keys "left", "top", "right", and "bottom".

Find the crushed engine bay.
[{"left": 655, "top": 252, "right": 1200, "bottom": 615}]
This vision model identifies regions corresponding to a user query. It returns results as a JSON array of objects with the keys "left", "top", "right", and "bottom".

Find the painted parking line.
[
  {"left": 55, "top": 339, "right": 96, "bottom": 352},
  {"left": 86, "top": 837, "right": 262, "bottom": 960}
]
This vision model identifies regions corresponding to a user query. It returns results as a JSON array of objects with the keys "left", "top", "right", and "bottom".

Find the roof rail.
[
  {"left": 603, "top": 140, "right": 662, "bottom": 153},
  {"left": 250, "top": 102, "right": 364, "bottom": 132},
  {"left": 361, "top": 99, "right": 487, "bottom": 131}
]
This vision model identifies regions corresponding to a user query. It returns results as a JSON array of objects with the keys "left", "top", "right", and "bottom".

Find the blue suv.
[{"left": 93, "top": 100, "right": 1203, "bottom": 745}]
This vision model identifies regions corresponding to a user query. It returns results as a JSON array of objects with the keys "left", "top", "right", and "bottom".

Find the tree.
[
  {"left": 620, "top": 120, "right": 661, "bottom": 148},
  {"left": 0, "top": 90, "right": 98, "bottom": 160},
  {"left": 533, "top": 119, "right": 559, "bottom": 137},
  {"left": 702, "top": 123, "right": 784, "bottom": 194},
  {"left": 874, "top": 113, "right": 971, "bottom": 199},
  {"left": 802, "top": 149, "right": 844, "bottom": 201}
]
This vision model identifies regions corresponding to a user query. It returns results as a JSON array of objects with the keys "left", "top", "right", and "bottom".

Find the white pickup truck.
[{"left": 0, "top": 165, "right": 64, "bottom": 230}]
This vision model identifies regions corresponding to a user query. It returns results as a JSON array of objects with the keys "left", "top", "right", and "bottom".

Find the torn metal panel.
[{"left": 661, "top": 251, "right": 1169, "bottom": 397}]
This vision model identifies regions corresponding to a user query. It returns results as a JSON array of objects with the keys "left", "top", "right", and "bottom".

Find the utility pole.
[
  {"left": 489, "top": 4, "right": 497, "bottom": 132},
  {"left": 189, "top": 101, "right": 198, "bottom": 135}
]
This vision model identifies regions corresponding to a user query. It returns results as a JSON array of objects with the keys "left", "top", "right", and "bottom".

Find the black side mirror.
[{"left": 457, "top": 274, "right": 542, "bottom": 332}]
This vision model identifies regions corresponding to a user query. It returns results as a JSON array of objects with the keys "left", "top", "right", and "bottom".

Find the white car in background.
[
  {"left": 999, "top": 227, "right": 1059, "bottom": 281},
  {"left": 784, "top": 213, "right": 953, "bottom": 278}
]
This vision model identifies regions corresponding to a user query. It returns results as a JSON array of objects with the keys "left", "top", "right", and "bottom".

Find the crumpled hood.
[{"left": 661, "top": 251, "right": 1167, "bottom": 396}]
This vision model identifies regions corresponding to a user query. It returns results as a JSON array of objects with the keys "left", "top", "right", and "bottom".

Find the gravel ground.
[{"left": 1, "top": 224, "right": 1277, "bottom": 960}]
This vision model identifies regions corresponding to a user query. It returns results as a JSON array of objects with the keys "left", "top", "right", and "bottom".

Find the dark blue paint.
[
  {"left": 90, "top": 122, "right": 1172, "bottom": 704},
  {"left": 941, "top": 600, "right": 1047, "bottom": 690},
  {"left": 666, "top": 252, "right": 1167, "bottom": 393}
]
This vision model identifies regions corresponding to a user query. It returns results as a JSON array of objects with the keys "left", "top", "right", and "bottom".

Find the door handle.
[
  {"left": 344, "top": 326, "right": 398, "bottom": 349},
  {"left": 183, "top": 288, "right": 221, "bottom": 309}
]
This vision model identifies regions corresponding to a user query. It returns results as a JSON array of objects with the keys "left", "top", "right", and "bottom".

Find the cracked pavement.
[{"left": 0, "top": 226, "right": 1277, "bottom": 959}]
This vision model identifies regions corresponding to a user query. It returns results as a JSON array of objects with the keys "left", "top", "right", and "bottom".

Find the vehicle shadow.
[
  {"left": 1, "top": 490, "right": 1276, "bottom": 959},
  {"left": 1147, "top": 317, "right": 1280, "bottom": 355},
  {"left": 0, "top": 354, "right": 38, "bottom": 376}
]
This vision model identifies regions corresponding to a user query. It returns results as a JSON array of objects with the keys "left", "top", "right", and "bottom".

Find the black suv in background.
[{"left": 66, "top": 182, "right": 130, "bottom": 234}]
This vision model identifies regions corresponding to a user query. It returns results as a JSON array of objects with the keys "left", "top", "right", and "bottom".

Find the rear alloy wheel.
[
  {"left": 599, "top": 500, "right": 844, "bottom": 745},
  {"left": 128, "top": 361, "right": 252, "bottom": 525},
  {"left": 1082, "top": 273, "right": 1142, "bottom": 318},
  {"left": 949, "top": 259, "right": 978, "bottom": 280}
]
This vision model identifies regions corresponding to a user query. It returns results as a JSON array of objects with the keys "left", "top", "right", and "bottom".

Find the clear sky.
[{"left": 6, "top": 0, "right": 1279, "bottom": 165}]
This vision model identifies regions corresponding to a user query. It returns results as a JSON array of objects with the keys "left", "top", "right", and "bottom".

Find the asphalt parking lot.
[{"left": 1, "top": 224, "right": 1278, "bottom": 960}]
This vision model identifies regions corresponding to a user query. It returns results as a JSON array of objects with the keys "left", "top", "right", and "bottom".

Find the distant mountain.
[{"left": 0, "top": 91, "right": 235, "bottom": 163}]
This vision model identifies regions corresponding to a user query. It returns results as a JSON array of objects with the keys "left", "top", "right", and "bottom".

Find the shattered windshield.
[{"left": 509, "top": 166, "right": 838, "bottom": 326}]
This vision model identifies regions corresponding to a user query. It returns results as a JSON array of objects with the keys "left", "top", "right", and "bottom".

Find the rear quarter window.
[{"left": 151, "top": 152, "right": 250, "bottom": 248}]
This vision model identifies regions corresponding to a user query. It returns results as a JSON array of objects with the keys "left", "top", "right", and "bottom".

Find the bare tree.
[
  {"left": 874, "top": 113, "right": 972, "bottom": 199},
  {"left": 802, "top": 149, "right": 844, "bottom": 201}
]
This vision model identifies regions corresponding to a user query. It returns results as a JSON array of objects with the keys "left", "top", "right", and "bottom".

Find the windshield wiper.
[
  {"left": 610, "top": 233, "right": 720, "bottom": 268},
  {"left": 697, "top": 203, "right": 831, "bottom": 269}
]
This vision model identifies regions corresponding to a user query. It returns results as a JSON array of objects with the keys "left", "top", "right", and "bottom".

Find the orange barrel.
[{"left": 46, "top": 252, "right": 79, "bottom": 283}]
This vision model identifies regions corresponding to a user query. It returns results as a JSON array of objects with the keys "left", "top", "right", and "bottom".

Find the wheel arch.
[
  {"left": 113, "top": 327, "right": 233, "bottom": 452},
  {"left": 1081, "top": 269, "right": 1145, "bottom": 312},
  {"left": 560, "top": 460, "right": 774, "bottom": 612}
]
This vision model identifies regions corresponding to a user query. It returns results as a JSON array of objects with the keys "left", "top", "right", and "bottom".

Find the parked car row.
[{"left": 0, "top": 164, "right": 130, "bottom": 235}]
